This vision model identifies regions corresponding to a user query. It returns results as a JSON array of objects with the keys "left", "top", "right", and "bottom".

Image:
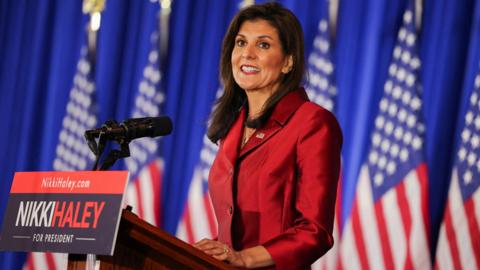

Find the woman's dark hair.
[{"left": 207, "top": 2, "right": 305, "bottom": 143}]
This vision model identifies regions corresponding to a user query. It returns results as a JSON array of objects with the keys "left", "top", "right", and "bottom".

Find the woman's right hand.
[{"left": 193, "top": 239, "right": 273, "bottom": 268}]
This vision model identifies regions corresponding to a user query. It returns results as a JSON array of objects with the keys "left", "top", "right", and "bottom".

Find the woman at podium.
[{"left": 194, "top": 3, "right": 342, "bottom": 270}]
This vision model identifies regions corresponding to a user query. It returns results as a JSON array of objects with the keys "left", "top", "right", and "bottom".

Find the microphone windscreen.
[{"left": 150, "top": 116, "right": 173, "bottom": 136}]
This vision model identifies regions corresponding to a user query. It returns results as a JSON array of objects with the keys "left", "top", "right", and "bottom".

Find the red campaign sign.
[
  {"left": 10, "top": 171, "right": 128, "bottom": 194},
  {"left": 0, "top": 171, "right": 129, "bottom": 255}
]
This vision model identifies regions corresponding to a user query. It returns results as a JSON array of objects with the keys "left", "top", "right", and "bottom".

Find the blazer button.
[{"left": 228, "top": 206, "right": 233, "bottom": 215}]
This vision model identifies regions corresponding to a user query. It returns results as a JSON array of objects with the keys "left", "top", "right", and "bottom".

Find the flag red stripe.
[
  {"left": 203, "top": 194, "right": 217, "bottom": 237},
  {"left": 184, "top": 209, "right": 195, "bottom": 244},
  {"left": 337, "top": 256, "right": 344, "bottom": 270},
  {"left": 45, "top": 253, "right": 56, "bottom": 270},
  {"left": 351, "top": 201, "right": 369, "bottom": 270},
  {"left": 465, "top": 198, "right": 480, "bottom": 268},
  {"left": 149, "top": 163, "right": 162, "bottom": 226},
  {"left": 417, "top": 164, "right": 430, "bottom": 239},
  {"left": 26, "top": 254, "right": 34, "bottom": 270},
  {"left": 374, "top": 202, "right": 395, "bottom": 269},
  {"left": 396, "top": 181, "right": 414, "bottom": 269},
  {"left": 444, "top": 204, "right": 463, "bottom": 270},
  {"left": 134, "top": 180, "right": 144, "bottom": 219}
]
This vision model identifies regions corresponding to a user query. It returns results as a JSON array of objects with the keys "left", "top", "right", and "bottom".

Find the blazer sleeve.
[{"left": 262, "top": 107, "right": 343, "bottom": 270}]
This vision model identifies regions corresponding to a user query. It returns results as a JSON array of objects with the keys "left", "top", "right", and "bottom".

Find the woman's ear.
[{"left": 281, "top": 55, "right": 294, "bottom": 74}]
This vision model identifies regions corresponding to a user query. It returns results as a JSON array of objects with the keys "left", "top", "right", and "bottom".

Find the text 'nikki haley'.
[{"left": 15, "top": 201, "right": 105, "bottom": 228}]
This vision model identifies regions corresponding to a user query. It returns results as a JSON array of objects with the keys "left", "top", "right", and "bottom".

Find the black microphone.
[{"left": 85, "top": 116, "right": 173, "bottom": 142}]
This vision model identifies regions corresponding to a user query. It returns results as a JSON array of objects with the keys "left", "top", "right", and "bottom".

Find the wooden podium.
[{"left": 68, "top": 208, "right": 241, "bottom": 270}]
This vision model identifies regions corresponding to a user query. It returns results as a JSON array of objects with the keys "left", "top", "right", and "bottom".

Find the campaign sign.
[{"left": 0, "top": 171, "right": 129, "bottom": 255}]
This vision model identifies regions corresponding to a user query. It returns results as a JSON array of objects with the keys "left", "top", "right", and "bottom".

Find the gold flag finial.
[
  {"left": 240, "top": 0, "right": 255, "bottom": 9},
  {"left": 82, "top": 0, "right": 106, "bottom": 15}
]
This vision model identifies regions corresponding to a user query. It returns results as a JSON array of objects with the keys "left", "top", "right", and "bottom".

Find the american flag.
[
  {"left": 434, "top": 65, "right": 480, "bottom": 269},
  {"left": 305, "top": 16, "right": 337, "bottom": 113},
  {"left": 176, "top": 95, "right": 220, "bottom": 243},
  {"left": 304, "top": 2, "right": 342, "bottom": 269},
  {"left": 123, "top": 30, "right": 165, "bottom": 227},
  {"left": 24, "top": 46, "right": 98, "bottom": 269},
  {"left": 339, "top": 2, "right": 431, "bottom": 269}
]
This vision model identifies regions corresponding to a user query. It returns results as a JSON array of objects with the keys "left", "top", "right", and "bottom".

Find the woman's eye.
[
  {"left": 258, "top": 42, "right": 270, "bottom": 49},
  {"left": 236, "top": 39, "right": 246, "bottom": 47}
]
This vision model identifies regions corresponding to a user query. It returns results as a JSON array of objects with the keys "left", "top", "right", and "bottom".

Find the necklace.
[{"left": 242, "top": 126, "right": 256, "bottom": 147}]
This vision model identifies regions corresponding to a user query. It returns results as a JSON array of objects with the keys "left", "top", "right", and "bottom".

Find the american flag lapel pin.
[{"left": 256, "top": 132, "right": 265, "bottom": 139}]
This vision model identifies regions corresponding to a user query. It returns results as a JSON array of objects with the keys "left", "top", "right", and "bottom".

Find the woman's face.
[{"left": 231, "top": 19, "right": 292, "bottom": 94}]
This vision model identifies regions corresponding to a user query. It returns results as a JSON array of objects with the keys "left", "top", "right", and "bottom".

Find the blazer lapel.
[
  {"left": 220, "top": 109, "right": 245, "bottom": 168},
  {"left": 239, "top": 88, "right": 309, "bottom": 158},
  {"left": 239, "top": 122, "right": 282, "bottom": 158}
]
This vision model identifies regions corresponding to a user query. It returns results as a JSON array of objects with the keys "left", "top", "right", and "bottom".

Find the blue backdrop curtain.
[
  {"left": 0, "top": 0, "right": 478, "bottom": 269},
  {"left": 420, "top": 0, "right": 475, "bottom": 252}
]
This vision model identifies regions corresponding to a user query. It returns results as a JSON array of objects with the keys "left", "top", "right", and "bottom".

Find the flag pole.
[
  {"left": 414, "top": 0, "right": 423, "bottom": 30},
  {"left": 82, "top": 0, "right": 105, "bottom": 74},
  {"left": 159, "top": 0, "right": 172, "bottom": 61},
  {"left": 329, "top": 0, "right": 339, "bottom": 40},
  {"left": 82, "top": 2, "right": 105, "bottom": 269}
]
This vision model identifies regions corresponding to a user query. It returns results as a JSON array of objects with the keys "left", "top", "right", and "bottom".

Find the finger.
[
  {"left": 204, "top": 245, "right": 227, "bottom": 255},
  {"left": 194, "top": 239, "right": 215, "bottom": 249},
  {"left": 203, "top": 240, "right": 226, "bottom": 249},
  {"left": 212, "top": 247, "right": 230, "bottom": 261},
  {"left": 193, "top": 238, "right": 211, "bottom": 247},
  {"left": 195, "top": 242, "right": 222, "bottom": 252}
]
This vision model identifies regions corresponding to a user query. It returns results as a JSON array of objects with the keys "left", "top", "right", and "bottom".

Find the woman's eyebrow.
[
  {"left": 257, "top": 35, "right": 273, "bottom": 40},
  {"left": 235, "top": 33, "right": 274, "bottom": 40}
]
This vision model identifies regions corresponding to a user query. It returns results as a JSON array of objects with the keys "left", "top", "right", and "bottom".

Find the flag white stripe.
[
  {"left": 139, "top": 168, "right": 155, "bottom": 225},
  {"left": 189, "top": 168, "right": 212, "bottom": 240},
  {"left": 125, "top": 184, "right": 139, "bottom": 216},
  {"left": 450, "top": 169, "right": 476, "bottom": 269},
  {"left": 340, "top": 220, "right": 361, "bottom": 270},
  {"left": 52, "top": 253, "right": 67, "bottom": 270},
  {"left": 176, "top": 221, "right": 187, "bottom": 242},
  {"left": 435, "top": 223, "right": 454, "bottom": 270},
  {"left": 382, "top": 188, "right": 406, "bottom": 269},
  {"left": 358, "top": 166, "right": 385, "bottom": 270},
  {"left": 404, "top": 171, "right": 430, "bottom": 269},
  {"left": 31, "top": 253, "right": 48, "bottom": 270},
  {"left": 310, "top": 258, "right": 321, "bottom": 270}
]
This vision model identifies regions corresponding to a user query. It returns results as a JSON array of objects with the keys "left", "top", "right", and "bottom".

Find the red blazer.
[{"left": 208, "top": 88, "right": 342, "bottom": 270}]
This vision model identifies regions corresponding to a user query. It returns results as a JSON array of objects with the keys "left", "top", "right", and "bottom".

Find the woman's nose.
[{"left": 241, "top": 44, "right": 256, "bottom": 59}]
